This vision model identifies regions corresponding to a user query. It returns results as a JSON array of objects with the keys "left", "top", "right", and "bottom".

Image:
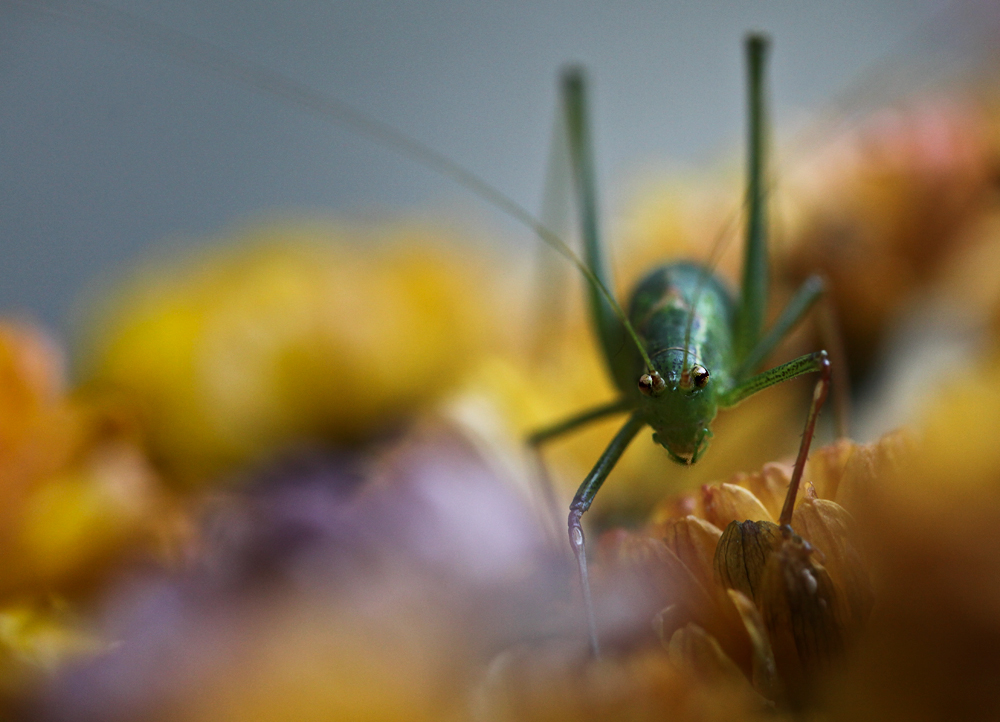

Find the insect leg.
[
  {"left": 527, "top": 398, "right": 632, "bottom": 447},
  {"left": 567, "top": 412, "right": 646, "bottom": 657},
  {"left": 721, "top": 350, "right": 828, "bottom": 408},
  {"left": 817, "top": 292, "right": 852, "bottom": 438},
  {"left": 735, "top": 275, "right": 825, "bottom": 379},
  {"left": 527, "top": 399, "right": 632, "bottom": 541},
  {"left": 734, "top": 34, "right": 771, "bottom": 365},
  {"left": 721, "top": 351, "right": 832, "bottom": 528},
  {"left": 561, "top": 68, "right": 632, "bottom": 391},
  {"left": 735, "top": 272, "right": 851, "bottom": 437},
  {"left": 778, "top": 355, "right": 831, "bottom": 527}
]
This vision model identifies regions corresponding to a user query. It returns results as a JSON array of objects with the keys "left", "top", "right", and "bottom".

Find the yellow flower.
[
  {"left": 0, "top": 321, "right": 167, "bottom": 598},
  {"left": 0, "top": 323, "right": 82, "bottom": 536},
  {"left": 824, "top": 353, "right": 1000, "bottom": 720},
  {"left": 81, "top": 223, "right": 495, "bottom": 487},
  {"left": 0, "top": 598, "right": 104, "bottom": 706}
]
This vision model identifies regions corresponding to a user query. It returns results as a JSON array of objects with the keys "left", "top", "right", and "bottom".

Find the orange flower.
[
  {"left": 0, "top": 321, "right": 168, "bottom": 598},
  {"left": 591, "top": 431, "right": 912, "bottom": 708}
]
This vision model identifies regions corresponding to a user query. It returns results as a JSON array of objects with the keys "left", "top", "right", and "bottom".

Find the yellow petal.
[
  {"left": 727, "top": 589, "right": 782, "bottom": 702},
  {"left": 702, "top": 483, "right": 773, "bottom": 530}
]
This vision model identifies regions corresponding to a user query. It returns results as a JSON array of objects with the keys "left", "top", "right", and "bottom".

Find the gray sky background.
[{"left": 0, "top": 0, "right": 981, "bottom": 339}]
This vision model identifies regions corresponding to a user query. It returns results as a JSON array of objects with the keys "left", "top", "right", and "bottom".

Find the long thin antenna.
[{"left": 10, "top": 0, "right": 656, "bottom": 369}]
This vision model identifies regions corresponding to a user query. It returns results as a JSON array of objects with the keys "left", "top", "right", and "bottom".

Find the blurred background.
[
  {"left": 0, "top": 0, "right": 964, "bottom": 338},
  {"left": 4, "top": 2, "right": 1000, "bottom": 720}
]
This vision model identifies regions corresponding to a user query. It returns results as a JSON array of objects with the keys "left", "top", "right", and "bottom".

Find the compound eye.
[
  {"left": 638, "top": 370, "right": 666, "bottom": 396},
  {"left": 691, "top": 364, "right": 710, "bottom": 389}
]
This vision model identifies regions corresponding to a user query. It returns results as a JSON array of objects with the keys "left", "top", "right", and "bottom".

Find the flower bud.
[
  {"left": 757, "top": 533, "right": 848, "bottom": 700},
  {"left": 713, "top": 520, "right": 783, "bottom": 605}
]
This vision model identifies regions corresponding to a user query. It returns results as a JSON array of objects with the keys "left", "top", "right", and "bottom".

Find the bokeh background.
[
  {"left": 0, "top": 0, "right": 964, "bottom": 338},
  {"left": 3, "top": 2, "right": 1000, "bottom": 721}
]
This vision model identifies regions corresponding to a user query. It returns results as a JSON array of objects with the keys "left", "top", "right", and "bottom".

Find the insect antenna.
[{"left": 12, "top": 0, "right": 657, "bottom": 372}]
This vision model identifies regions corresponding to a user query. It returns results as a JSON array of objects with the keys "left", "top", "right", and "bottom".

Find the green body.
[{"left": 622, "top": 262, "right": 735, "bottom": 463}]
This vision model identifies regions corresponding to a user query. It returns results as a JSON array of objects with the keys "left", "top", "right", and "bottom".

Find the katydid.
[{"left": 528, "top": 36, "right": 832, "bottom": 657}]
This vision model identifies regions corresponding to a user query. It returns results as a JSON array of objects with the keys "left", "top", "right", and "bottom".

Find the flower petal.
[
  {"left": 731, "top": 463, "right": 793, "bottom": 521},
  {"left": 727, "top": 589, "right": 782, "bottom": 702},
  {"left": 791, "top": 498, "right": 873, "bottom": 629},
  {"left": 702, "top": 483, "right": 773, "bottom": 530},
  {"left": 713, "top": 520, "right": 783, "bottom": 605},
  {"left": 660, "top": 515, "right": 723, "bottom": 593},
  {"left": 667, "top": 623, "right": 746, "bottom": 686}
]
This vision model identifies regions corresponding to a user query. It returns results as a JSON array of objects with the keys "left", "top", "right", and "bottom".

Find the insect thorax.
[{"left": 624, "top": 262, "right": 737, "bottom": 463}]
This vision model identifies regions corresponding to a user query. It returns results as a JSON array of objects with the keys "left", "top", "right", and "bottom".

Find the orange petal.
[
  {"left": 727, "top": 589, "right": 782, "bottom": 702},
  {"left": 732, "top": 463, "right": 793, "bottom": 521},
  {"left": 702, "top": 483, "right": 773, "bottom": 529},
  {"left": 660, "top": 516, "right": 723, "bottom": 593},
  {"left": 666, "top": 623, "right": 746, "bottom": 686},
  {"left": 791, "top": 498, "right": 873, "bottom": 629},
  {"left": 757, "top": 534, "right": 847, "bottom": 701},
  {"left": 804, "top": 438, "right": 855, "bottom": 501},
  {"left": 836, "top": 429, "right": 916, "bottom": 516},
  {"left": 713, "top": 520, "right": 783, "bottom": 606}
]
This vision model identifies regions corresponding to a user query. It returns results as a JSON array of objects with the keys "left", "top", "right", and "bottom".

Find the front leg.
[
  {"left": 526, "top": 399, "right": 632, "bottom": 544},
  {"left": 721, "top": 350, "right": 832, "bottom": 528},
  {"left": 567, "top": 413, "right": 646, "bottom": 658}
]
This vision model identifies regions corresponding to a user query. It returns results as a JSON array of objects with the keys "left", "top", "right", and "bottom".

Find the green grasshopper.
[
  {"left": 528, "top": 36, "right": 832, "bottom": 656},
  {"left": 13, "top": 3, "right": 836, "bottom": 657}
]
